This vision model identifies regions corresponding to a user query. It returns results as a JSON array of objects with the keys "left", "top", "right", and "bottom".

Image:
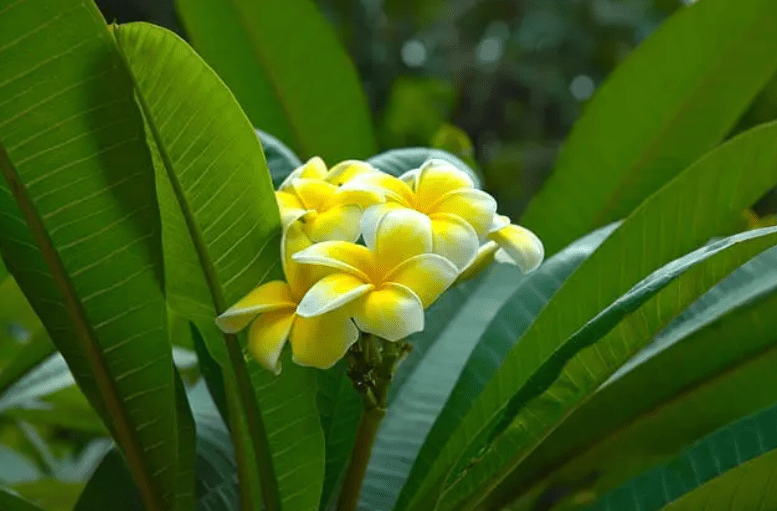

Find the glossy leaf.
[
  {"left": 176, "top": 0, "right": 375, "bottom": 162},
  {"left": 591, "top": 401, "right": 777, "bottom": 510},
  {"left": 368, "top": 148, "right": 482, "bottom": 188},
  {"left": 359, "top": 224, "right": 616, "bottom": 511},
  {"left": 498, "top": 247, "right": 777, "bottom": 510},
  {"left": 439, "top": 227, "right": 777, "bottom": 511},
  {"left": 115, "top": 20, "right": 275, "bottom": 511},
  {"left": 521, "top": 0, "right": 777, "bottom": 255},
  {"left": 255, "top": 129, "right": 302, "bottom": 189},
  {"left": 397, "top": 120, "right": 777, "bottom": 511},
  {"left": 0, "top": 2, "right": 181, "bottom": 509}
]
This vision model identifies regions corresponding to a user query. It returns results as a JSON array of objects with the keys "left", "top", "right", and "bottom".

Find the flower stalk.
[{"left": 337, "top": 334, "right": 411, "bottom": 511}]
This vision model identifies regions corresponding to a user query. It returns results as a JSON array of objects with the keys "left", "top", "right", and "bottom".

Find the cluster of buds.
[{"left": 216, "top": 157, "right": 544, "bottom": 373}]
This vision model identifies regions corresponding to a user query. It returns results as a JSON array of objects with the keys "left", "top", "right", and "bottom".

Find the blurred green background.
[{"left": 97, "top": 0, "right": 777, "bottom": 221}]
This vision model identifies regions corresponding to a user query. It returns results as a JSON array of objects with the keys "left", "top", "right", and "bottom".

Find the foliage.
[{"left": 2, "top": 1, "right": 777, "bottom": 511}]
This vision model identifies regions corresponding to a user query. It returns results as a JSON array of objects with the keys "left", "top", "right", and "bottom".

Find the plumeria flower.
[
  {"left": 292, "top": 209, "right": 459, "bottom": 341},
  {"left": 459, "top": 214, "right": 545, "bottom": 281},
  {"left": 215, "top": 217, "right": 359, "bottom": 373},
  {"left": 348, "top": 159, "right": 497, "bottom": 270},
  {"left": 276, "top": 157, "right": 385, "bottom": 243}
]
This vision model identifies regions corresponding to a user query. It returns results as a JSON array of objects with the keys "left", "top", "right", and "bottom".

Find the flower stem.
[
  {"left": 337, "top": 335, "right": 412, "bottom": 511},
  {"left": 336, "top": 405, "right": 386, "bottom": 511}
]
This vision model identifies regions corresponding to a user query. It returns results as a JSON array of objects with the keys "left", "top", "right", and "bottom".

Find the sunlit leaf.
[{"left": 0, "top": 3, "right": 185, "bottom": 509}]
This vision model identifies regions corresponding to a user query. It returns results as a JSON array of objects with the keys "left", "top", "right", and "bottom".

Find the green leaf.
[
  {"left": 247, "top": 350, "right": 325, "bottom": 511},
  {"left": 359, "top": 224, "right": 616, "bottom": 511},
  {"left": 255, "top": 129, "right": 302, "bottom": 189},
  {"left": 496, "top": 248, "right": 777, "bottom": 511},
  {"left": 113, "top": 22, "right": 325, "bottom": 511},
  {"left": 175, "top": 0, "right": 375, "bottom": 162},
  {"left": 397, "top": 120, "right": 777, "bottom": 511},
  {"left": 0, "top": 487, "right": 45, "bottom": 511},
  {"left": 591, "top": 400, "right": 777, "bottom": 510},
  {"left": 439, "top": 227, "right": 777, "bottom": 511},
  {"left": 0, "top": 3, "right": 182, "bottom": 509},
  {"left": 316, "top": 361, "right": 361, "bottom": 510},
  {"left": 368, "top": 148, "right": 482, "bottom": 188},
  {"left": 505, "top": 302, "right": 777, "bottom": 510},
  {"left": 521, "top": 0, "right": 777, "bottom": 255}
]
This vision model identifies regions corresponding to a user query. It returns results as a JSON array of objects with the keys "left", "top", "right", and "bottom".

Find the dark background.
[{"left": 95, "top": 0, "right": 777, "bottom": 219}]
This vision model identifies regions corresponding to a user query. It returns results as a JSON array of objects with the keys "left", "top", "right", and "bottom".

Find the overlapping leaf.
[
  {"left": 591, "top": 400, "right": 777, "bottom": 510},
  {"left": 521, "top": 0, "right": 777, "bottom": 255},
  {"left": 0, "top": 2, "right": 182, "bottom": 508},
  {"left": 397, "top": 120, "right": 777, "bottom": 511},
  {"left": 438, "top": 227, "right": 777, "bottom": 511},
  {"left": 113, "top": 22, "right": 325, "bottom": 511},
  {"left": 498, "top": 247, "right": 777, "bottom": 510},
  {"left": 358, "top": 225, "right": 616, "bottom": 511}
]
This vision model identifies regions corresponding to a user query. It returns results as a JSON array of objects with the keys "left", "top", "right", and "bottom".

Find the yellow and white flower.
[
  {"left": 292, "top": 209, "right": 459, "bottom": 341},
  {"left": 275, "top": 157, "right": 384, "bottom": 243},
  {"left": 459, "top": 214, "right": 544, "bottom": 281},
  {"left": 348, "top": 159, "right": 497, "bottom": 270},
  {"left": 215, "top": 218, "right": 359, "bottom": 373}
]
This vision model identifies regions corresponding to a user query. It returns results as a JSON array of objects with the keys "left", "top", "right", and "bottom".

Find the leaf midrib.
[{"left": 0, "top": 138, "right": 166, "bottom": 511}]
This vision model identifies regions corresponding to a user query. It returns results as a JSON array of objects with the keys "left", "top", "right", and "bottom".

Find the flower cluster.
[{"left": 216, "top": 157, "right": 544, "bottom": 373}]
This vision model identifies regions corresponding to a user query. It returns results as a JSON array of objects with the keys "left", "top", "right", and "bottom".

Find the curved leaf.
[
  {"left": 114, "top": 22, "right": 325, "bottom": 511},
  {"left": 0, "top": 2, "right": 182, "bottom": 509},
  {"left": 441, "top": 228, "right": 777, "bottom": 511},
  {"left": 495, "top": 246, "right": 777, "bottom": 510},
  {"left": 591, "top": 400, "right": 777, "bottom": 510},
  {"left": 359, "top": 224, "right": 616, "bottom": 511},
  {"left": 398, "top": 120, "right": 777, "bottom": 511},
  {"left": 368, "top": 148, "right": 481, "bottom": 188},
  {"left": 521, "top": 0, "right": 777, "bottom": 255},
  {"left": 175, "top": 0, "right": 375, "bottom": 162},
  {"left": 255, "top": 129, "right": 302, "bottom": 189}
]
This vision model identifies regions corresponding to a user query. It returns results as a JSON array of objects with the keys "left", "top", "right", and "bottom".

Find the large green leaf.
[
  {"left": 359, "top": 224, "right": 616, "bottom": 511},
  {"left": 496, "top": 247, "right": 777, "bottom": 510},
  {"left": 397, "top": 120, "right": 777, "bottom": 511},
  {"left": 0, "top": 2, "right": 183, "bottom": 509},
  {"left": 113, "top": 22, "right": 324, "bottom": 511},
  {"left": 439, "top": 228, "right": 777, "bottom": 511},
  {"left": 591, "top": 400, "right": 777, "bottom": 510},
  {"left": 521, "top": 0, "right": 777, "bottom": 255},
  {"left": 442, "top": 237, "right": 777, "bottom": 509},
  {"left": 175, "top": 0, "right": 375, "bottom": 162}
]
